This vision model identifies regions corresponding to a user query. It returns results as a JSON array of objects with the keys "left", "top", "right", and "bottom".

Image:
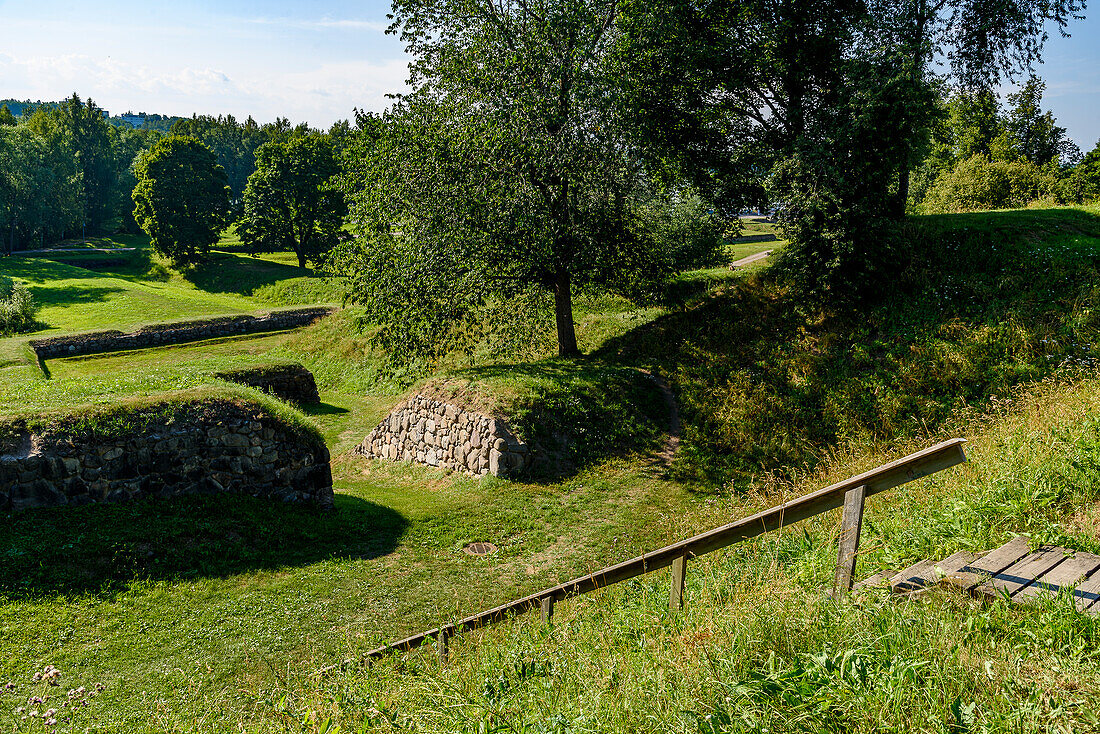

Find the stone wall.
[
  {"left": 214, "top": 363, "right": 321, "bottom": 405},
  {"left": 0, "top": 397, "right": 333, "bottom": 513},
  {"left": 29, "top": 307, "right": 335, "bottom": 359},
  {"left": 354, "top": 395, "right": 529, "bottom": 478}
]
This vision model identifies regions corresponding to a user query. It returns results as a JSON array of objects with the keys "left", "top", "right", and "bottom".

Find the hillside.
[{"left": 3, "top": 207, "right": 1100, "bottom": 730}]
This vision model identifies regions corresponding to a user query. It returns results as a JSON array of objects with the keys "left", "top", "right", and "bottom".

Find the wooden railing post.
[
  {"left": 833, "top": 484, "right": 867, "bottom": 595},
  {"left": 669, "top": 553, "right": 688, "bottom": 611},
  {"left": 437, "top": 629, "right": 450, "bottom": 664},
  {"left": 541, "top": 595, "right": 555, "bottom": 623}
]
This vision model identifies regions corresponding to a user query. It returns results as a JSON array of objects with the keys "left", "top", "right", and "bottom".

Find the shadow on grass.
[
  {"left": 28, "top": 285, "right": 126, "bottom": 310},
  {"left": 302, "top": 402, "right": 351, "bottom": 416},
  {"left": 0, "top": 492, "right": 408, "bottom": 600},
  {"left": 592, "top": 207, "right": 1100, "bottom": 486},
  {"left": 179, "top": 252, "right": 317, "bottom": 297}
]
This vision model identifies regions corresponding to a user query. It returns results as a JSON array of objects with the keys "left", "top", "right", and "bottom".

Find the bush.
[
  {"left": 0, "top": 275, "right": 38, "bottom": 334},
  {"left": 922, "top": 154, "right": 1063, "bottom": 213},
  {"left": 638, "top": 193, "right": 726, "bottom": 271}
]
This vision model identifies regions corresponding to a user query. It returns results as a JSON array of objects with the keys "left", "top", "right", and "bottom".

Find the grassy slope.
[
  {"left": 5, "top": 208, "right": 1100, "bottom": 730},
  {"left": 292, "top": 372, "right": 1100, "bottom": 734},
  {"left": 604, "top": 205, "right": 1100, "bottom": 485}
]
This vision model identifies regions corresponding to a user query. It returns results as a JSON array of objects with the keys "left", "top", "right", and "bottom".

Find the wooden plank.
[
  {"left": 891, "top": 560, "right": 936, "bottom": 593},
  {"left": 934, "top": 550, "right": 984, "bottom": 576},
  {"left": 942, "top": 536, "right": 1032, "bottom": 592},
  {"left": 366, "top": 439, "right": 967, "bottom": 658},
  {"left": 974, "top": 546, "right": 1067, "bottom": 599},
  {"left": 540, "top": 595, "right": 555, "bottom": 623},
  {"left": 1015, "top": 551, "right": 1100, "bottom": 607},
  {"left": 833, "top": 485, "right": 867, "bottom": 595},
  {"left": 669, "top": 554, "right": 687, "bottom": 611},
  {"left": 853, "top": 569, "right": 895, "bottom": 591},
  {"left": 886, "top": 551, "right": 982, "bottom": 594},
  {"left": 1068, "top": 559, "right": 1100, "bottom": 612}
]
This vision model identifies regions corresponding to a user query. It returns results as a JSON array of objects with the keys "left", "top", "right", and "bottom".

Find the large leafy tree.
[
  {"left": 131, "top": 136, "right": 230, "bottom": 265},
  {"left": 618, "top": 0, "right": 1084, "bottom": 298},
  {"left": 1003, "top": 76, "right": 1080, "bottom": 167},
  {"left": 238, "top": 134, "right": 346, "bottom": 268},
  {"left": 337, "top": 0, "right": 672, "bottom": 359}
]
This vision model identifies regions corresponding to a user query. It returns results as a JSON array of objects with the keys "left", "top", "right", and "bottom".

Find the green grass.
[
  {"left": 269, "top": 372, "right": 1100, "bottom": 734},
  {"left": 600, "top": 206, "right": 1100, "bottom": 485},
  {"left": 0, "top": 231, "right": 343, "bottom": 339},
  {"left": 6, "top": 207, "right": 1100, "bottom": 730}
]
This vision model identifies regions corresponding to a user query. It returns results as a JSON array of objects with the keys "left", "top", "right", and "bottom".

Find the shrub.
[
  {"left": 922, "top": 154, "right": 1063, "bottom": 213},
  {"left": 0, "top": 275, "right": 38, "bottom": 334},
  {"left": 637, "top": 192, "right": 727, "bottom": 271}
]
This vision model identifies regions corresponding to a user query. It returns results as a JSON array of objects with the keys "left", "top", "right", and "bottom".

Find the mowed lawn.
[{"left": 0, "top": 232, "right": 339, "bottom": 338}]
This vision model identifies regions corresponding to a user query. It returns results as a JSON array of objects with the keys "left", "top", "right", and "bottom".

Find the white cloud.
[{"left": 0, "top": 52, "right": 407, "bottom": 126}]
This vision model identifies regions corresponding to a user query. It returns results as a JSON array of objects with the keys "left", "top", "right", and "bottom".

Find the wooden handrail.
[{"left": 364, "top": 438, "right": 968, "bottom": 660}]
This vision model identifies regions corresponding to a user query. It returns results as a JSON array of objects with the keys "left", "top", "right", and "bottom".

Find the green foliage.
[
  {"left": 637, "top": 192, "right": 726, "bottom": 271},
  {"left": 238, "top": 134, "right": 346, "bottom": 268},
  {"left": 922, "top": 154, "right": 1063, "bottom": 213},
  {"left": 911, "top": 78, "right": 1082, "bottom": 212},
  {"left": 337, "top": 0, "right": 680, "bottom": 360},
  {"left": 131, "top": 136, "right": 231, "bottom": 265},
  {"left": 0, "top": 274, "right": 38, "bottom": 334},
  {"left": 1065, "top": 141, "right": 1100, "bottom": 203}
]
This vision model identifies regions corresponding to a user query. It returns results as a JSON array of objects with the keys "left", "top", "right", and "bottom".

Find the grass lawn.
[{"left": 0, "top": 232, "right": 342, "bottom": 339}]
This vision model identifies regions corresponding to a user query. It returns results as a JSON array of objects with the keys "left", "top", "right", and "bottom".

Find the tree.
[
  {"left": 617, "top": 0, "right": 1084, "bottom": 299},
  {"left": 237, "top": 134, "right": 346, "bottom": 268},
  {"left": 1003, "top": 76, "right": 1080, "bottom": 166},
  {"left": 131, "top": 136, "right": 230, "bottom": 265},
  {"left": 337, "top": 0, "right": 675, "bottom": 359}
]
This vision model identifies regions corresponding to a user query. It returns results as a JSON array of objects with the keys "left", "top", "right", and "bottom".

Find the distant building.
[{"left": 120, "top": 113, "right": 144, "bottom": 128}]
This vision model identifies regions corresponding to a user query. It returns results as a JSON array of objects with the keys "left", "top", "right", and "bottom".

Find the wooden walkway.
[{"left": 855, "top": 536, "right": 1100, "bottom": 612}]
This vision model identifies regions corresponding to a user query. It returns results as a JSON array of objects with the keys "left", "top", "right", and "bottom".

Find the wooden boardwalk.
[{"left": 856, "top": 536, "right": 1100, "bottom": 612}]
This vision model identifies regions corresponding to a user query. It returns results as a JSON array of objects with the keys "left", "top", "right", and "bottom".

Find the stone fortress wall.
[
  {"left": 355, "top": 394, "right": 530, "bottom": 478},
  {"left": 1, "top": 398, "right": 333, "bottom": 513},
  {"left": 29, "top": 307, "right": 334, "bottom": 359},
  {"left": 214, "top": 363, "right": 321, "bottom": 405}
]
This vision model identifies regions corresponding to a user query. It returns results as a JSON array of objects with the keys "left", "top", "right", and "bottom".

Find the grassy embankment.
[{"left": 4, "top": 209, "right": 1100, "bottom": 730}]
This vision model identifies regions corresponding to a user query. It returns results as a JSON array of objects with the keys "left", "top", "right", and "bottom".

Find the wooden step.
[
  {"left": 1015, "top": 550, "right": 1100, "bottom": 610},
  {"left": 942, "top": 536, "right": 1032, "bottom": 593},
  {"left": 973, "top": 545, "right": 1069, "bottom": 600}
]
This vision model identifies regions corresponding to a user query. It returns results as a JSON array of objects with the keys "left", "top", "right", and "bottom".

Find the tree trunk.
[
  {"left": 894, "top": 165, "right": 910, "bottom": 218},
  {"left": 553, "top": 269, "right": 579, "bottom": 357}
]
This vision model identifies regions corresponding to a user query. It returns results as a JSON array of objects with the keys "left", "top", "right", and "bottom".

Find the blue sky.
[{"left": 0, "top": 0, "right": 1097, "bottom": 149}]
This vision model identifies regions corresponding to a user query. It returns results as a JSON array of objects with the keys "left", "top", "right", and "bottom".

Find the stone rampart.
[
  {"left": 29, "top": 307, "right": 334, "bottom": 359},
  {"left": 0, "top": 397, "right": 333, "bottom": 513},
  {"left": 214, "top": 363, "right": 321, "bottom": 405},
  {"left": 354, "top": 395, "right": 529, "bottom": 478}
]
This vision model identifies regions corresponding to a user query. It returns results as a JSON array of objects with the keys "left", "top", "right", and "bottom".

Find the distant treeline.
[
  {"left": 0, "top": 98, "right": 183, "bottom": 131},
  {"left": 0, "top": 94, "right": 346, "bottom": 254},
  {"left": 910, "top": 78, "right": 1100, "bottom": 213}
]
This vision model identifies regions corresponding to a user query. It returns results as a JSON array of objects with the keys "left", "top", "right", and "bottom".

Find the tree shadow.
[
  {"left": 301, "top": 402, "right": 351, "bottom": 416},
  {"left": 0, "top": 493, "right": 408, "bottom": 600},
  {"left": 178, "top": 252, "right": 318, "bottom": 297},
  {"left": 27, "top": 285, "right": 126, "bottom": 310}
]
